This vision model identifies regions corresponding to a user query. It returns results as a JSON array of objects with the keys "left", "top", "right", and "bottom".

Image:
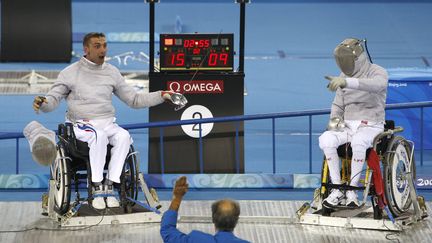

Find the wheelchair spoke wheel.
[
  {"left": 383, "top": 136, "right": 415, "bottom": 217},
  {"left": 50, "top": 145, "right": 71, "bottom": 215},
  {"left": 121, "top": 146, "right": 139, "bottom": 203}
]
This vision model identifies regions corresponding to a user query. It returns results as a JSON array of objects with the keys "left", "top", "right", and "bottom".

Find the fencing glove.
[
  {"left": 33, "top": 96, "right": 47, "bottom": 113},
  {"left": 162, "top": 91, "right": 188, "bottom": 111},
  {"left": 325, "top": 76, "right": 347, "bottom": 91}
]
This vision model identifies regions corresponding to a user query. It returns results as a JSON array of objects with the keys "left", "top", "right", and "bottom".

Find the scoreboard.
[
  {"left": 159, "top": 33, "right": 234, "bottom": 71},
  {"left": 149, "top": 33, "right": 244, "bottom": 174}
]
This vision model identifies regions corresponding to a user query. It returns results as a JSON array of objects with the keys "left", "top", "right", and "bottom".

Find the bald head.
[{"left": 211, "top": 199, "right": 240, "bottom": 232}]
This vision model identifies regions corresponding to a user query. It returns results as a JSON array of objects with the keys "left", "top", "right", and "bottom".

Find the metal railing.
[{"left": 1, "top": 101, "right": 431, "bottom": 174}]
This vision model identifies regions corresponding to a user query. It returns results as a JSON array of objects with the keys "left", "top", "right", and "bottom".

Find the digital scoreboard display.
[{"left": 159, "top": 33, "right": 234, "bottom": 71}]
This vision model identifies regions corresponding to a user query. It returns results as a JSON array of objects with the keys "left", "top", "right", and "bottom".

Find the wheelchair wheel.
[
  {"left": 120, "top": 146, "right": 139, "bottom": 206},
  {"left": 50, "top": 145, "right": 71, "bottom": 215},
  {"left": 383, "top": 136, "right": 416, "bottom": 218}
]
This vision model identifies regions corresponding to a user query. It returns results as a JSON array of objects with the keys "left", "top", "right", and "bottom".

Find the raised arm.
[
  {"left": 113, "top": 72, "right": 165, "bottom": 108},
  {"left": 160, "top": 176, "right": 190, "bottom": 243},
  {"left": 326, "top": 66, "right": 388, "bottom": 94},
  {"left": 345, "top": 67, "right": 388, "bottom": 93}
]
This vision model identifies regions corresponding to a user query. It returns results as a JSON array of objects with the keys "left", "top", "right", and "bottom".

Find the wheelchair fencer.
[
  {"left": 305, "top": 120, "right": 428, "bottom": 225},
  {"left": 48, "top": 122, "right": 161, "bottom": 217}
]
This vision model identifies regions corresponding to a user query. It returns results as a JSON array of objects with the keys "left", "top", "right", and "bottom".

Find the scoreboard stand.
[{"left": 146, "top": 1, "right": 249, "bottom": 173}]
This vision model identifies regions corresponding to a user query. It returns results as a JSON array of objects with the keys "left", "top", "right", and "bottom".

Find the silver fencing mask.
[{"left": 334, "top": 38, "right": 364, "bottom": 77}]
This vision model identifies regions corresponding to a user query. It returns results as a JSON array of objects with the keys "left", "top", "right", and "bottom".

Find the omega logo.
[{"left": 167, "top": 80, "right": 224, "bottom": 94}]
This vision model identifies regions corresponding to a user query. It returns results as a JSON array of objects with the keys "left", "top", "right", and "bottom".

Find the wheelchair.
[
  {"left": 317, "top": 120, "right": 425, "bottom": 220},
  {"left": 50, "top": 123, "right": 139, "bottom": 215}
]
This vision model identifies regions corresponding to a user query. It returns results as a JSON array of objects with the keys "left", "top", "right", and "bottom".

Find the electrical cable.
[
  {"left": 383, "top": 219, "right": 402, "bottom": 243},
  {"left": 184, "top": 30, "right": 224, "bottom": 91},
  {"left": 363, "top": 38, "right": 373, "bottom": 64}
]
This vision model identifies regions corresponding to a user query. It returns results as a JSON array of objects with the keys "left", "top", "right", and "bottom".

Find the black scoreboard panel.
[
  {"left": 148, "top": 72, "right": 244, "bottom": 173},
  {"left": 159, "top": 33, "right": 234, "bottom": 71}
]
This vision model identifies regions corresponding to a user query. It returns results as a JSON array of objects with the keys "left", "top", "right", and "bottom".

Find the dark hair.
[
  {"left": 83, "top": 32, "right": 105, "bottom": 47},
  {"left": 211, "top": 199, "right": 240, "bottom": 232}
]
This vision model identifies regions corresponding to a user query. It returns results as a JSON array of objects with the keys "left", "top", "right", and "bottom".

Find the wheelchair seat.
[
  {"left": 52, "top": 122, "right": 139, "bottom": 215},
  {"left": 336, "top": 120, "right": 395, "bottom": 159},
  {"left": 58, "top": 123, "right": 111, "bottom": 170}
]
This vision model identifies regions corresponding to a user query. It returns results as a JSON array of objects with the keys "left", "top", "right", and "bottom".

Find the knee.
[
  {"left": 112, "top": 129, "right": 132, "bottom": 146},
  {"left": 96, "top": 130, "right": 108, "bottom": 144},
  {"left": 319, "top": 131, "right": 338, "bottom": 150},
  {"left": 351, "top": 136, "right": 372, "bottom": 151}
]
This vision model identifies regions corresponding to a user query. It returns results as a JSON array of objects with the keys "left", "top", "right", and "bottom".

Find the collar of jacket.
[{"left": 80, "top": 57, "right": 107, "bottom": 70}]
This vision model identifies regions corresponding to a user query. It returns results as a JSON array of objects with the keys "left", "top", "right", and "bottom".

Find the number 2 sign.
[{"left": 180, "top": 105, "right": 214, "bottom": 138}]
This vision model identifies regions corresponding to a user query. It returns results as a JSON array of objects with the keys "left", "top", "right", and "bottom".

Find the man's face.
[{"left": 84, "top": 37, "right": 107, "bottom": 65}]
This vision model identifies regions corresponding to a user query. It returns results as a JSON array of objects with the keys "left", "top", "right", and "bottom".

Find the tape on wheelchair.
[{"left": 367, "top": 149, "right": 387, "bottom": 207}]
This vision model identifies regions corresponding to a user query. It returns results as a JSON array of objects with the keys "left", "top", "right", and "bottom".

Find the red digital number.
[
  {"left": 170, "top": 54, "right": 175, "bottom": 65},
  {"left": 193, "top": 48, "right": 200, "bottom": 55},
  {"left": 207, "top": 53, "right": 229, "bottom": 66},
  {"left": 208, "top": 53, "right": 218, "bottom": 66},
  {"left": 176, "top": 53, "right": 185, "bottom": 66},
  {"left": 220, "top": 53, "right": 228, "bottom": 65},
  {"left": 197, "top": 39, "right": 210, "bottom": 48},
  {"left": 184, "top": 40, "right": 194, "bottom": 48},
  {"left": 183, "top": 39, "right": 210, "bottom": 48},
  {"left": 170, "top": 53, "right": 185, "bottom": 66}
]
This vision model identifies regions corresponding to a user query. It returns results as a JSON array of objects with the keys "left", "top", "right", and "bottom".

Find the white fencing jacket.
[
  {"left": 40, "top": 57, "right": 164, "bottom": 122},
  {"left": 330, "top": 52, "right": 388, "bottom": 123}
]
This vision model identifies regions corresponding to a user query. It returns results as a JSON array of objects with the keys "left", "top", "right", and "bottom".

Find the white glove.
[
  {"left": 325, "top": 76, "right": 347, "bottom": 92},
  {"left": 161, "top": 91, "right": 188, "bottom": 111}
]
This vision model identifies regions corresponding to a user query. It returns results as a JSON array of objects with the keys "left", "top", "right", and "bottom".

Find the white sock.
[
  {"left": 323, "top": 148, "right": 341, "bottom": 185},
  {"left": 350, "top": 150, "right": 366, "bottom": 187}
]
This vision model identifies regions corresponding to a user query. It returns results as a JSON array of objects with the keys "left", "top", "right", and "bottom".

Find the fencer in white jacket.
[
  {"left": 33, "top": 32, "right": 186, "bottom": 210},
  {"left": 319, "top": 38, "right": 388, "bottom": 208}
]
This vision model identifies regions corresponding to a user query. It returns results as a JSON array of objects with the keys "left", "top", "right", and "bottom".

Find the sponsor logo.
[
  {"left": 417, "top": 177, "right": 432, "bottom": 188},
  {"left": 167, "top": 80, "right": 224, "bottom": 94},
  {"left": 388, "top": 82, "right": 408, "bottom": 88}
]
